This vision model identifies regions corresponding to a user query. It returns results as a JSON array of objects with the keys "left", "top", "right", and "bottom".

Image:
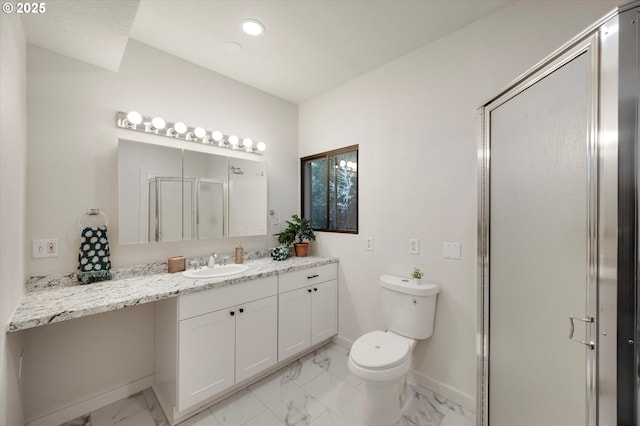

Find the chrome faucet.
[{"left": 208, "top": 253, "right": 218, "bottom": 267}]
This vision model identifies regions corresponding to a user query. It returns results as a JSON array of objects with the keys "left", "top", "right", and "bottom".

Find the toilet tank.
[{"left": 380, "top": 274, "right": 439, "bottom": 339}]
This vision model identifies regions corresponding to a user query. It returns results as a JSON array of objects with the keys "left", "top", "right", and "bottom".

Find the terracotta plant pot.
[{"left": 294, "top": 243, "right": 309, "bottom": 257}]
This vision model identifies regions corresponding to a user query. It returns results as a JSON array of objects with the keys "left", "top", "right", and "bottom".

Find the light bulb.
[
  {"left": 126, "top": 111, "right": 143, "bottom": 125},
  {"left": 228, "top": 135, "right": 239, "bottom": 146},
  {"left": 174, "top": 122, "right": 187, "bottom": 134},
  {"left": 242, "top": 19, "right": 264, "bottom": 36},
  {"left": 256, "top": 142, "right": 266, "bottom": 152},
  {"left": 194, "top": 127, "right": 206, "bottom": 139},
  {"left": 151, "top": 116, "right": 166, "bottom": 130},
  {"left": 339, "top": 160, "right": 346, "bottom": 168},
  {"left": 211, "top": 130, "right": 223, "bottom": 142},
  {"left": 242, "top": 137, "right": 253, "bottom": 148}
]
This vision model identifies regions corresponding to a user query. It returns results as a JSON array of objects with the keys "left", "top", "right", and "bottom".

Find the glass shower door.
[{"left": 484, "top": 39, "right": 598, "bottom": 425}]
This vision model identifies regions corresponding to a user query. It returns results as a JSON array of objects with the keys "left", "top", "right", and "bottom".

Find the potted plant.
[
  {"left": 276, "top": 214, "right": 316, "bottom": 257},
  {"left": 411, "top": 267, "right": 424, "bottom": 283}
]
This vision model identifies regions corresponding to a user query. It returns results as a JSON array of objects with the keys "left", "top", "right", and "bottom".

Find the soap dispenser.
[{"left": 235, "top": 243, "right": 244, "bottom": 264}]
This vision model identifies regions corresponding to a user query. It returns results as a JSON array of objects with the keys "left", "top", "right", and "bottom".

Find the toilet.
[{"left": 348, "top": 274, "right": 439, "bottom": 426}]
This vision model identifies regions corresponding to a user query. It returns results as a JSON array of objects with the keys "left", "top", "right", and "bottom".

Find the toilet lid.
[{"left": 350, "top": 331, "right": 413, "bottom": 370}]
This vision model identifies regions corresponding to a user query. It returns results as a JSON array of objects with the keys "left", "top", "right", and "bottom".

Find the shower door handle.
[{"left": 568, "top": 315, "right": 595, "bottom": 350}]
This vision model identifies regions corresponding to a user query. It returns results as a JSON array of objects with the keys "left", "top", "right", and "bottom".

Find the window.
[{"left": 302, "top": 145, "right": 358, "bottom": 233}]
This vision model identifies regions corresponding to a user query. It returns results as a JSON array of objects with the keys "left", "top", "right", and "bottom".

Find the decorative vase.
[
  {"left": 294, "top": 243, "right": 309, "bottom": 257},
  {"left": 270, "top": 246, "right": 290, "bottom": 261}
]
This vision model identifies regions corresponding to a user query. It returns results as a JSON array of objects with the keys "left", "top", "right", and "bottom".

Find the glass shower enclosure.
[{"left": 477, "top": 2, "right": 639, "bottom": 424}]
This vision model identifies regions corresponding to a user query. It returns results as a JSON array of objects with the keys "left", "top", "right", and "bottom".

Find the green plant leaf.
[{"left": 276, "top": 214, "right": 316, "bottom": 245}]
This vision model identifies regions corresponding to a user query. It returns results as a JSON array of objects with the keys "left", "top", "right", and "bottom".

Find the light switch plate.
[
  {"left": 443, "top": 242, "right": 461, "bottom": 260},
  {"left": 366, "top": 237, "right": 374, "bottom": 251},
  {"left": 32, "top": 239, "right": 59, "bottom": 258}
]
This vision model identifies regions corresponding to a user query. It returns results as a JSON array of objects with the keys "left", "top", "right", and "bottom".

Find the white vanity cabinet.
[
  {"left": 177, "top": 307, "right": 235, "bottom": 410},
  {"left": 154, "top": 276, "right": 278, "bottom": 423},
  {"left": 234, "top": 295, "right": 278, "bottom": 382},
  {"left": 278, "top": 263, "right": 338, "bottom": 362},
  {"left": 311, "top": 280, "right": 339, "bottom": 343},
  {"left": 152, "top": 262, "right": 338, "bottom": 425}
]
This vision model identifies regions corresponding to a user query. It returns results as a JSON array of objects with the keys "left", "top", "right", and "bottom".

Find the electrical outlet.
[
  {"left": 32, "top": 239, "right": 59, "bottom": 258},
  {"left": 366, "top": 237, "right": 374, "bottom": 251},
  {"left": 409, "top": 238, "right": 420, "bottom": 254}
]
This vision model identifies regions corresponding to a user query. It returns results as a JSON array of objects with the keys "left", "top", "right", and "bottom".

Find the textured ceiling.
[
  {"left": 21, "top": 0, "right": 515, "bottom": 103},
  {"left": 21, "top": 0, "right": 139, "bottom": 72}
]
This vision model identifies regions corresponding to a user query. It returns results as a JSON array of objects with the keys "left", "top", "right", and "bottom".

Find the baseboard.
[
  {"left": 407, "top": 369, "right": 475, "bottom": 412},
  {"left": 27, "top": 376, "right": 154, "bottom": 426},
  {"left": 332, "top": 334, "right": 353, "bottom": 350}
]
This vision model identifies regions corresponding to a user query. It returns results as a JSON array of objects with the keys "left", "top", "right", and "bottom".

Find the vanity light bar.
[{"left": 116, "top": 111, "right": 266, "bottom": 155}]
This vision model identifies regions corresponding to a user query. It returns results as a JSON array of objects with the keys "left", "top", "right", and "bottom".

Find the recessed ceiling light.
[{"left": 242, "top": 19, "right": 264, "bottom": 36}]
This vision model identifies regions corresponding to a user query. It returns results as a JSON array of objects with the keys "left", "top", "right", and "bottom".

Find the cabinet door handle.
[
  {"left": 307, "top": 289, "right": 312, "bottom": 293},
  {"left": 229, "top": 311, "right": 235, "bottom": 316},
  {"left": 313, "top": 288, "right": 318, "bottom": 292},
  {"left": 239, "top": 308, "right": 244, "bottom": 314},
  {"left": 307, "top": 274, "right": 319, "bottom": 279}
]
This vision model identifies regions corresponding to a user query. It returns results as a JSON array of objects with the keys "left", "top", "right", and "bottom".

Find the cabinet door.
[
  {"left": 178, "top": 309, "right": 235, "bottom": 411},
  {"left": 278, "top": 287, "right": 312, "bottom": 361},
  {"left": 311, "top": 280, "right": 338, "bottom": 345},
  {"left": 236, "top": 296, "right": 278, "bottom": 383}
]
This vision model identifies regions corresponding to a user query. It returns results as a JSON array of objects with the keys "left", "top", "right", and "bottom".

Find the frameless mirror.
[
  {"left": 119, "top": 140, "right": 183, "bottom": 244},
  {"left": 228, "top": 157, "right": 267, "bottom": 237},
  {"left": 118, "top": 140, "right": 267, "bottom": 244},
  {"left": 183, "top": 149, "right": 227, "bottom": 240}
]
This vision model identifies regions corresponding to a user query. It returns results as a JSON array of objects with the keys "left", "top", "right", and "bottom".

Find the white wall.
[
  {"left": 23, "top": 304, "right": 155, "bottom": 422},
  {"left": 300, "top": 0, "right": 619, "bottom": 410},
  {"left": 0, "top": 12, "right": 27, "bottom": 426},
  {"left": 23, "top": 40, "right": 298, "bottom": 423}
]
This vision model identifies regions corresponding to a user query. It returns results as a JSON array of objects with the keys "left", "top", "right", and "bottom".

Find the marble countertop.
[{"left": 8, "top": 256, "right": 338, "bottom": 332}]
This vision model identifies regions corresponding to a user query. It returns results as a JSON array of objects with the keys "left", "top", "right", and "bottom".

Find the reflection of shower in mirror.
[
  {"left": 118, "top": 140, "right": 268, "bottom": 244},
  {"left": 148, "top": 177, "right": 225, "bottom": 242},
  {"left": 269, "top": 209, "right": 281, "bottom": 226},
  {"left": 269, "top": 210, "right": 283, "bottom": 243}
]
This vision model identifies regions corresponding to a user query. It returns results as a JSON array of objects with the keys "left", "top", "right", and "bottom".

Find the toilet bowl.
[
  {"left": 348, "top": 330, "right": 415, "bottom": 426},
  {"left": 348, "top": 275, "right": 439, "bottom": 426},
  {"left": 348, "top": 330, "right": 415, "bottom": 383}
]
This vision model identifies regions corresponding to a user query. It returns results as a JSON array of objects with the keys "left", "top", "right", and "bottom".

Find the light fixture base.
[{"left": 115, "top": 111, "right": 265, "bottom": 155}]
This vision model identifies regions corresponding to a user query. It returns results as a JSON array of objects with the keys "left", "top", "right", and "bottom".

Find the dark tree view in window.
[
  {"left": 302, "top": 146, "right": 358, "bottom": 233},
  {"left": 308, "top": 158, "right": 328, "bottom": 229}
]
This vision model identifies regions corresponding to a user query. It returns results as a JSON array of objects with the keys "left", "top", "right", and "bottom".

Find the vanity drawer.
[
  {"left": 278, "top": 263, "right": 337, "bottom": 293},
  {"left": 179, "top": 275, "right": 277, "bottom": 320}
]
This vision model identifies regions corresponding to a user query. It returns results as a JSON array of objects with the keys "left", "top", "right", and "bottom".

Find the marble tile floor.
[{"left": 60, "top": 343, "right": 475, "bottom": 426}]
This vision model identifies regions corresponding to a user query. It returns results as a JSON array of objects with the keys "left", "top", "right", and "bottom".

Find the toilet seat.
[{"left": 350, "top": 330, "right": 413, "bottom": 370}]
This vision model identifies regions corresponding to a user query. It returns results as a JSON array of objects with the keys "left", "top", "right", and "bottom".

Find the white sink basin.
[{"left": 182, "top": 264, "right": 249, "bottom": 279}]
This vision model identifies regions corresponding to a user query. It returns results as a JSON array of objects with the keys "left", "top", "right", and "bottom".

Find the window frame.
[{"left": 301, "top": 144, "right": 359, "bottom": 234}]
